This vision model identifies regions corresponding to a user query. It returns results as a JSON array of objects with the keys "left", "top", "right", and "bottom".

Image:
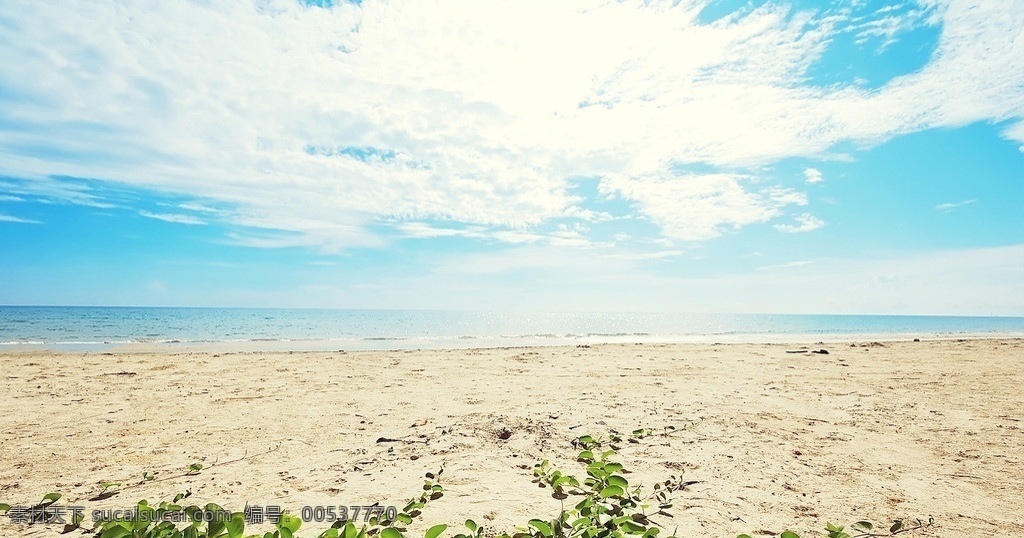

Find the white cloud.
[
  {"left": 845, "top": 3, "right": 941, "bottom": 50},
  {"left": 1002, "top": 121, "right": 1024, "bottom": 152},
  {"left": 757, "top": 260, "right": 812, "bottom": 271},
  {"left": 600, "top": 173, "right": 806, "bottom": 241},
  {"left": 138, "top": 211, "right": 206, "bottom": 226},
  {"left": 804, "top": 168, "right": 824, "bottom": 184},
  {"left": 488, "top": 231, "right": 543, "bottom": 244},
  {"left": 0, "top": 195, "right": 25, "bottom": 202},
  {"left": 177, "top": 203, "right": 223, "bottom": 214},
  {"left": 0, "top": 178, "right": 115, "bottom": 208},
  {"left": 548, "top": 225, "right": 593, "bottom": 248},
  {"left": 0, "top": 0, "right": 1020, "bottom": 248},
  {"left": 397, "top": 222, "right": 467, "bottom": 239},
  {"left": 396, "top": 221, "right": 598, "bottom": 247},
  {"left": 562, "top": 205, "right": 615, "bottom": 222},
  {"left": 936, "top": 199, "right": 977, "bottom": 211},
  {"left": 0, "top": 214, "right": 41, "bottom": 224},
  {"left": 603, "top": 250, "right": 684, "bottom": 261},
  {"left": 774, "top": 213, "right": 826, "bottom": 233}
]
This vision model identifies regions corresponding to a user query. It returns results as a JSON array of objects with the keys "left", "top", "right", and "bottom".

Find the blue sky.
[{"left": 0, "top": 0, "right": 1021, "bottom": 314}]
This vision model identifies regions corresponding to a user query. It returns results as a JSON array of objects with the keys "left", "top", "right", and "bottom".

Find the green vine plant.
[{"left": 0, "top": 429, "right": 932, "bottom": 538}]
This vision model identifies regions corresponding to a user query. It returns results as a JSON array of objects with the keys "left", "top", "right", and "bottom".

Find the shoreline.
[
  {"left": 2, "top": 339, "right": 1022, "bottom": 536},
  {"left": 2, "top": 332, "right": 1022, "bottom": 354}
]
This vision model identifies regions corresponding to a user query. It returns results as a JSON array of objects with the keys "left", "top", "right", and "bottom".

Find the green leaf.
[
  {"left": 188, "top": 463, "right": 203, "bottom": 473},
  {"left": 851, "top": 521, "right": 873, "bottom": 531},
  {"left": 780, "top": 531, "right": 801, "bottom": 538},
  {"left": 278, "top": 513, "right": 302, "bottom": 533},
  {"left": 207, "top": 517, "right": 226, "bottom": 537},
  {"left": 184, "top": 505, "right": 200, "bottom": 521},
  {"left": 736, "top": 535, "right": 753, "bottom": 538},
  {"left": 528, "top": 520, "right": 553, "bottom": 537},
  {"left": 100, "top": 526, "right": 132, "bottom": 538},
  {"left": 586, "top": 462, "right": 608, "bottom": 479},
  {"left": 599, "top": 485, "right": 625, "bottom": 498},
  {"left": 226, "top": 512, "right": 245, "bottom": 538},
  {"left": 607, "top": 476, "right": 629, "bottom": 488},
  {"left": 426, "top": 524, "right": 449, "bottom": 538},
  {"left": 381, "top": 528, "right": 405, "bottom": 538},
  {"left": 42, "top": 492, "right": 62, "bottom": 504},
  {"left": 397, "top": 513, "right": 414, "bottom": 525},
  {"left": 890, "top": 521, "right": 903, "bottom": 533},
  {"left": 0, "top": 503, "right": 10, "bottom": 512},
  {"left": 620, "top": 521, "right": 645, "bottom": 534},
  {"left": 465, "top": 520, "right": 478, "bottom": 532}
]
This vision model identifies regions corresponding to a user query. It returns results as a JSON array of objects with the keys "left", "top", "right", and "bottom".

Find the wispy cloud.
[
  {"left": 0, "top": 195, "right": 26, "bottom": 202},
  {"left": 775, "top": 213, "right": 826, "bottom": 233},
  {"left": 138, "top": 210, "right": 206, "bottom": 226},
  {"left": 757, "top": 260, "right": 812, "bottom": 271},
  {"left": 397, "top": 220, "right": 602, "bottom": 248},
  {"left": 0, "top": 1, "right": 1020, "bottom": 249},
  {"left": 0, "top": 178, "right": 116, "bottom": 208},
  {"left": 846, "top": 3, "right": 941, "bottom": 50},
  {"left": 600, "top": 173, "right": 808, "bottom": 241},
  {"left": 1003, "top": 121, "right": 1024, "bottom": 152},
  {"left": 177, "top": 203, "right": 224, "bottom": 214},
  {"left": 0, "top": 214, "right": 42, "bottom": 224},
  {"left": 936, "top": 199, "right": 977, "bottom": 212},
  {"left": 804, "top": 168, "right": 824, "bottom": 184},
  {"left": 397, "top": 222, "right": 469, "bottom": 239},
  {"left": 602, "top": 250, "right": 684, "bottom": 261},
  {"left": 562, "top": 205, "right": 614, "bottom": 222}
]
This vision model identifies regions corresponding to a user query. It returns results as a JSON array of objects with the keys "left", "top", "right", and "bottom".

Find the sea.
[{"left": 1, "top": 306, "right": 1022, "bottom": 351}]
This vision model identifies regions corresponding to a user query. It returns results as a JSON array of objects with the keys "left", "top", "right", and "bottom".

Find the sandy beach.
[{"left": 1, "top": 339, "right": 1021, "bottom": 537}]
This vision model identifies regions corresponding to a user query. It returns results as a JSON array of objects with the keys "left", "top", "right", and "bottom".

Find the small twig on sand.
[{"left": 376, "top": 436, "right": 428, "bottom": 444}]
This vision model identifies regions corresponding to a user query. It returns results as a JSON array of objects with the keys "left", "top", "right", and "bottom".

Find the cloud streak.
[
  {"left": 138, "top": 211, "right": 206, "bottom": 226},
  {"left": 936, "top": 199, "right": 976, "bottom": 211},
  {"left": 774, "top": 213, "right": 826, "bottom": 233},
  {"left": 0, "top": 214, "right": 42, "bottom": 224}
]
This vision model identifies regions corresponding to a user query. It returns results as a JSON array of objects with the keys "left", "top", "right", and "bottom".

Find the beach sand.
[{"left": 1, "top": 339, "right": 1021, "bottom": 537}]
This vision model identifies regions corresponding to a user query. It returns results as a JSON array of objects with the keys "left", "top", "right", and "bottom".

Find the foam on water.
[{"left": 1, "top": 306, "right": 1022, "bottom": 351}]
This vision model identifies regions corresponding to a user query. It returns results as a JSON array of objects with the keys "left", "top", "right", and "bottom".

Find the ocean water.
[{"left": 1, "top": 306, "right": 1022, "bottom": 351}]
